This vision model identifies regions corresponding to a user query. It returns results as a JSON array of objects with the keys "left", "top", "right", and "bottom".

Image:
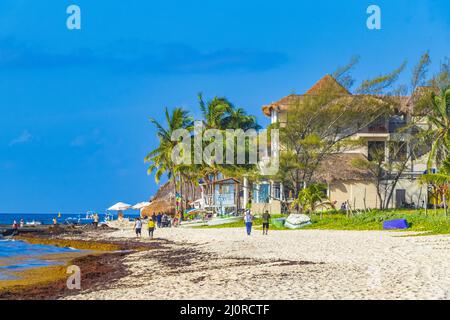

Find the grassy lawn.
[
  {"left": 197, "top": 214, "right": 285, "bottom": 229},
  {"left": 304, "top": 210, "right": 450, "bottom": 235},
  {"left": 198, "top": 210, "right": 450, "bottom": 235}
]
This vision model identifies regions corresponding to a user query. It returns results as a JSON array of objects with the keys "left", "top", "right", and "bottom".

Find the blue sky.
[{"left": 0, "top": 0, "right": 449, "bottom": 213}]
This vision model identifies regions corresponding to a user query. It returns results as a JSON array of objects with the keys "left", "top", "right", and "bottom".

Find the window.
[
  {"left": 258, "top": 184, "right": 270, "bottom": 203},
  {"left": 273, "top": 183, "right": 281, "bottom": 200},
  {"left": 253, "top": 183, "right": 270, "bottom": 203},
  {"left": 368, "top": 141, "right": 385, "bottom": 161},
  {"left": 214, "top": 183, "right": 235, "bottom": 206}
]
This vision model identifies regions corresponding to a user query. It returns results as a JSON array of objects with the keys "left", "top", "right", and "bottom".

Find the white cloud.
[{"left": 9, "top": 130, "right": 32, "bottom": 146}]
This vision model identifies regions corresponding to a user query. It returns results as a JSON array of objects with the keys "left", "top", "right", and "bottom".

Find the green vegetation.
[
  {"left": 303, "top": 210, "right": 450, "bottom": 235},
  {"left": 145, "top": 54, "right": 450, "bottom": 224},
  {"left": 425, "top": 87, "right": 450, "bottom": 170},
  {"left": 145, "top": 95, "right": 261, "bottom": 213},
  {"left": 200, "top": 210, "right": 450, "bottom": 235},
  {"left": 420, "top": 87, "right": 450, "bottom": 216},
  {"left": 198, "top": 214, "right": 285, "bottom": 229},
  {"left": 291, "top": 183, "right": 334, "bottom": 213}
]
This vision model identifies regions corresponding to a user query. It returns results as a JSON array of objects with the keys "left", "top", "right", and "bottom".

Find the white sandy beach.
[{"left": 65, "top": 224, "right": 450, "bottom": 300}]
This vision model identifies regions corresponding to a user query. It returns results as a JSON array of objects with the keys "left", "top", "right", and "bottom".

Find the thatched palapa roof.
[
  {"left": 141, "top": 181, "right": 176, "bottom": 216},
  {"left": 141, "top": 180, "right": 202, "bottom": 217}
]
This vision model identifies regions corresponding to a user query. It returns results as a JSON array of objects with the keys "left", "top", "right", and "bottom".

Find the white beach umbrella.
[
  {"left": 107, "top": 202, "right": 132, "bottom": 211},
  {"left": 132, "top": 202, "right": 151, "bottom": 210}
]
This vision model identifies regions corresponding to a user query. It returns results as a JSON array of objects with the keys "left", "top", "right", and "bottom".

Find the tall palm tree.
[
  {"left": 145, "top": 107, "right": 193, "bottom": 211},
  {"left": 196, "top": 93, "right": 260, "bottom": 209},
  {"left": 198, "top": 93, "right": 260, "bottom": 130},
  {"left": 427, "top": 87, "right": 450, "bottom": 169},
  {"left": 222, "top": 107, "right": 261, "bottom": 131},
  {"left": 198, "top": 93, "right": 233, "bottom": 129},
  {"left": 421, "top": 155, "right": 450, "bottom": 216}
]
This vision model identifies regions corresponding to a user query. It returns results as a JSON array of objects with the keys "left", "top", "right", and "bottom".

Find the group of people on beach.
[
  {"left": 133, "top": 212, "right": 178, "bottom": 239},
  {"left": 244, "top": 210, "right": 271, "bottom": 236},
  {"left": 12, "top": 219, "right": 24, "bottom": 229},
  {"left": 131, "top": 210, "right": 271, "bottom": 239}
]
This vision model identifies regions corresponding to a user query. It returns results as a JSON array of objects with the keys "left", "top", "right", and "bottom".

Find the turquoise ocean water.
[{"left": 0, "top": 240, "right": 80, "bottom": 280}]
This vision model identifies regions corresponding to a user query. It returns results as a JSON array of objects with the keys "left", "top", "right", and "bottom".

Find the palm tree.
[
  {"left": 427, "top": 87, "right": 450, "bottom": 170},
  {"left": 196, "top": 93, "right": 260, "bottom": 209},
  {"left": 222, "top": 107, "right": 261, "bottom": 131},
  {"left": 291, "top": 183, "right": 335, "bottom": 216},
  {"left": 198, "top": 93, "right": 260, "bottom": 130},
  {"left": 198, "top": 93, "right": 233, "bottom": 130},
  {"left": 145, "top": 107, "right": 193, "bottom": 211},
  {"left": 421, "top": 155, "right": 450, "bottom": 216}
]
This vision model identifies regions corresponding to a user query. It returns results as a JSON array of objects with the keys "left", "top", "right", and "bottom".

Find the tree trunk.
[
  {"left": 444, "top": 192, "right": 448, "bottom": 217},
  {"left": 376, "top": 180, "right": 383, "bottom": 211},
  {"left": 363, "top": 188, "right": 367, "bottom": 212},
  {"left": 180, "top": 176, "right": 184, "bottom": 213},
  {"left": 173, "top": 172, "right": 178, "bottom": 214}
]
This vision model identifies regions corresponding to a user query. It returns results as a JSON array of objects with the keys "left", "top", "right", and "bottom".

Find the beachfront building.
[
  {"left": 254, "top": 75, "right": 431, "bottom": 212},
  {"left": 199, "top": 177, "right": 242, "bottom": 216}
]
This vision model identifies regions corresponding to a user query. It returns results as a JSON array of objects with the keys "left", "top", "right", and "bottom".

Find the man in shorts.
[
  {"left": 134, "top": 218, "right": 142, "bottom": 238},
  {"left": 262, "top": 210, "right": 271, "bottom": 235}
]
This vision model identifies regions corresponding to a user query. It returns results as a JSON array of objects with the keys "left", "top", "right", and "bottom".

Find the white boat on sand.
[
  {"left": 25, "top": 220, "right": 42, "bottom": 226},
  {"left": 180, "top": 215, "right": 243, "bottom": 228}
]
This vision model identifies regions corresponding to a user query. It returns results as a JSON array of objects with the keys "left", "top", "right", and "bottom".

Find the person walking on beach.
[
  {"left": 134, "top": 218, "right": 142, "bottom": 238},
  {"left": 162, "top": 214, "right": 168, "bottom": 227},
  {"left": 173, "top": 214, "right": 179, "bottom": 227},
  {"left": 156, "top": 213, "right": 162, "bottom": 228},
  {"left": 93, "top": 213, "right": 99, "bottom": 229},
  {"left": 244, "top": 211, "right": 253, "bottom": 236},
  {"left": 262, "top": 210, "right": 271, "bottom": 235},
  {"left": 147, "top": 218, "right": 155, "bottom": 239},
  {"left": 19, "top": 219, "right": 24, "bottom": 228}
]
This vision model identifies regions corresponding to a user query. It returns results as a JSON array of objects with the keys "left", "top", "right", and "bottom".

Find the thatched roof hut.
[
  {"left": 141, "top": 180, "right": 202, "bottom": 217},
  {"left": 313, "top": 153, "right": 374, "bottom": 183},
  {"left": 141, "top": 181, "right": 176, "bottom": 217}
]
